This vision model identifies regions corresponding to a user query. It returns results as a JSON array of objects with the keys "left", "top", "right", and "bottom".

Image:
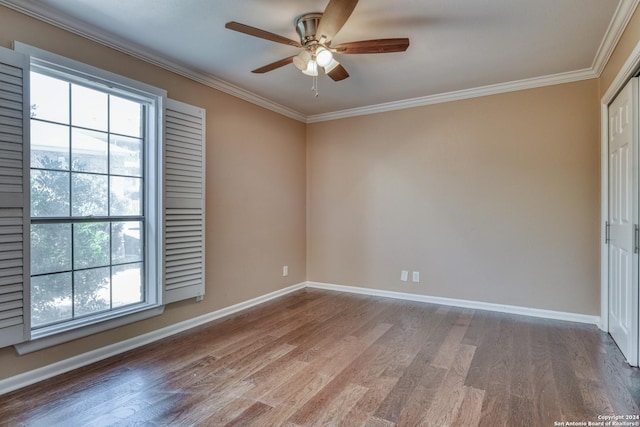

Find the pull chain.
[{"left": 311, "top": 74, "right": 319, "bottom": 97}]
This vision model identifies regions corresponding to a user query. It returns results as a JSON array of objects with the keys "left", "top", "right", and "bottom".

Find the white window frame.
[{"left": 13, "top": 42, "right": 167, "bottom": 354}]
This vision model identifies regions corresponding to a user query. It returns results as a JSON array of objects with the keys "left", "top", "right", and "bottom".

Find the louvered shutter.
[
  {"left": 0, "top": 47, "right": 30, "bottom": 347},
  {"left": 163, "top": 99, "right": 205, "bottom": 304}
]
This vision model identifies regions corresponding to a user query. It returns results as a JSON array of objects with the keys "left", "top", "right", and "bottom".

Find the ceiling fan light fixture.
[
  {"left": 315, "top": 47, "right": 333, "bottom": 67},
  {"left": 302, "top": 59, "right": 318, "bottom": 76},
  {"left": 293, "top": 50, "right": 312, "bottom": 71},
  {"left": 323, "top": 57, "right": 340, "bottom": 73}
]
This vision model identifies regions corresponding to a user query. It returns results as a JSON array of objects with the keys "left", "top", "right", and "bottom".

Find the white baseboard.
[
  {"left": 0, "top": 282, "right": 306, "bottom": 396},
  {"left": 1, "top": 279, "right": 601, "bottom": 395},
  {"left": 306, "top": 281, "right": 601, "bottom": 326}
]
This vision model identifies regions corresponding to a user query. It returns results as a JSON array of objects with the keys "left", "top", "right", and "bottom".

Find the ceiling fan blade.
[
  {"left": 324, "top": 62, "right": 349, "bottom": 81},
  {"left": 225, "top": 21, "right": 301, "bottom": 47},
  {"left": 252, "top": 56, "right": 295, "bottom": 73},
  {"left": 316, "top": 0, "right": 359, "bottom": 43},
  {"left": 334, "top": 38, "right": 410, "bottom": 54}
]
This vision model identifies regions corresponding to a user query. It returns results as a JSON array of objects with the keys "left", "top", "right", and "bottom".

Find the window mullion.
[
  {"left": 107, "top": 95, "right": 112, "bottom": 312},
  {"left": 70, "top": 222, "right": 75, "bottom": 320},
  {"left": 31, "top": 216, "right": 145, "bottom": 224}
]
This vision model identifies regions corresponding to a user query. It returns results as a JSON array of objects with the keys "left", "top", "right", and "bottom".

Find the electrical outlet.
[
  {"left": 412, "top": 271, "right": 420, "bottom": 283},
  {"left": 401, "top": 270, "right": 409, "bottom": 282},
  {"left": 283, "top": 266, "right": 289, "bottom": 277}
]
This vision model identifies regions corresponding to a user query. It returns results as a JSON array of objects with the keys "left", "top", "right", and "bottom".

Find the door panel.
[{"left": 608, "top": 77, "right": 639, "bottom": 367}]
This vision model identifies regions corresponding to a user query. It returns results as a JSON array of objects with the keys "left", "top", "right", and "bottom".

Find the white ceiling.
[{"left": 1, "top": 0, "right": 633, "bottom": 121}]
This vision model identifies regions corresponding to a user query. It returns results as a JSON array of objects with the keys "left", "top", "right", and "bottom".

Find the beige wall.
[
  {"left": 0, "top": 7, "right": 307, "bottom": 380},
  {"left": 307, "top": 80, "right": 601, "bottom": 315}
]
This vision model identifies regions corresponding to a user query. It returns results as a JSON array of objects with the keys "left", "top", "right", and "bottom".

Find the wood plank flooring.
[{"left": 1, "top": 289, "right": 639, "bottom": 426}]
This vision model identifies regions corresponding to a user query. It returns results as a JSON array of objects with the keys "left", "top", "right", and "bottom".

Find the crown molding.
[
  {"left": 306, "top": 68, "right": 597, "bottom": 123},
  {"left": 0, "top": 0, "right": 307, "bottom": 123},
  {"left": 591, "top": 0, "right": 640, "bottom": 75},
  {"left": 0, "top": 0, "right": 637, "bottom": 124}
]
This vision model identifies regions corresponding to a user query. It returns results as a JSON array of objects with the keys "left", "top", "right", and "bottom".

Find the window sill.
[{"left": 14, "top": 304, "right": 165, "bottom": 355}]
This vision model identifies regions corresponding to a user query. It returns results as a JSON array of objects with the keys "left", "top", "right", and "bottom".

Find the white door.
[{"left": 608, "top": 77, "right": 639, "bottom": 367}]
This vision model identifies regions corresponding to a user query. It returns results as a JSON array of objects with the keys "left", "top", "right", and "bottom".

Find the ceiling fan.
[{"left": 225, "top": 0, "right": 410, "bottom": 86}]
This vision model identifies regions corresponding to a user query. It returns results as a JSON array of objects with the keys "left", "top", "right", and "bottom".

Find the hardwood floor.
[{"left": 1, "top": 289, "right": 639, "bottom": 426}]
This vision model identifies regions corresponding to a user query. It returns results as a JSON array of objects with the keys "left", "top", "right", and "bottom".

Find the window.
[
  {"left": 0, "top": 43, "right": 206, "bottom": 351},
  {"left": 29, "top": 68, "right": 151, "bottom": 333},
  {"left": 27, "top": 61, "right": 161, "bottom": 339}
]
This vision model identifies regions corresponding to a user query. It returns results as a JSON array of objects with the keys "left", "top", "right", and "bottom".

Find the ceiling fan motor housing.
[{"left": 295, "top": 13, "right": 323, "bottom": 45}]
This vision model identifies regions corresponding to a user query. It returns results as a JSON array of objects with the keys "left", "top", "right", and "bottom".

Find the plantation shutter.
[
  {"left": 163, "top": 98, "right": 205, "bottom": 304},
  {"left": 0, "top": 47, "right": 30, "bottom": 347}
]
